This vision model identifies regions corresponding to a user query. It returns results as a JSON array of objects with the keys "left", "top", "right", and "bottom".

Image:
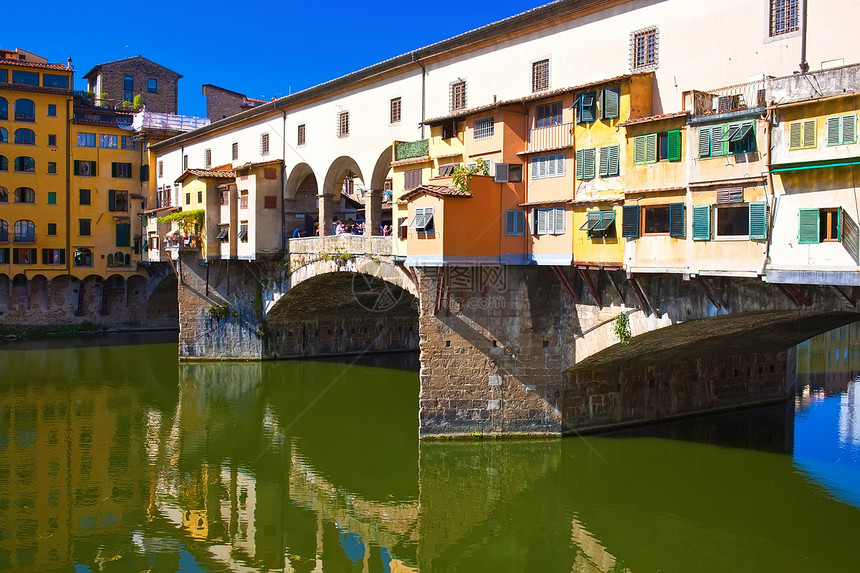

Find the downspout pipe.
[
  {"left": 799, "top": 0, "right": 809, "bottom": 74},
  {"left": 412, "top": 53, "right": 426, "bottom": 139}
]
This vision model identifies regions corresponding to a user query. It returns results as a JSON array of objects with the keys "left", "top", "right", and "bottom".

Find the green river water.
[{"left": 0, "top": 326, "right": 859, "bottom": 572}]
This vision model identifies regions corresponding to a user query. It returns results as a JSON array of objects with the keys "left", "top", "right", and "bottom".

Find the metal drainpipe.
[
  {"left": 763, "top": 106, "right": 777, "bottom": 276},
  {"left": 412, "top": 53, "right": 426, "bottom": 138},
  {"left": 799, "top": 0, "right": 809, "bottom": 74}
]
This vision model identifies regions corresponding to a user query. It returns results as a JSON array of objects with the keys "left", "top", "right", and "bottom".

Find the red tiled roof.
[
  {"left": 175, "top": 169, "right": 236, "bottom": 183},
  {"left": 0, "top": 58, "right": 70, "bottom": 71},
  {"left": 400, "top": 184, "right": 472, "bottom": 202},
  {"left": 391, "top": 155, "right": 432, "bottom": 168},
  {"left": 617, "top": 111, "right": 690, "bottom": 127},
  {"left": 624, "top": 186, "right": 687, "bottom": 195}
]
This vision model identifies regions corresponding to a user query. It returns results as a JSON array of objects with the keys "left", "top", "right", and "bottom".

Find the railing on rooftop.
[
  {"left": 527, "top": 122, "right": 573, "bottom": 153},
  {"left": 686, "top": 78, "right": 769, "bottom": 118},
  {"left": 394, "top": 139, "right": 429, "bottom": 161}
]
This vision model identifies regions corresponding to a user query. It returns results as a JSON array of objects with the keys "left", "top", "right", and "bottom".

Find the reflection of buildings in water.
[
  {"left": 796, "top": 323, "right": 860, "bottom": 398},
  {"left": 839, "top": 380, "right": 860, "bottom": 445}
]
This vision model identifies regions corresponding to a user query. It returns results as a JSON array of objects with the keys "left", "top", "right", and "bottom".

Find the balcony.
[
  {"left": 686, "top": 78, "right": 768, "bottom": 118},
  {"left": 394, "top": 139, "right": 429, "bottom": 161},
  {"left": 526, "top": 122, "right": 573, "bottom": 153},
  {"left": 164, "top": 234, "right": 202, "bottom": 250}
]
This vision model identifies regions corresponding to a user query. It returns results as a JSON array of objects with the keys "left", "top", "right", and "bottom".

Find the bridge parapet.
[{"left": 288, "top": 235, "right": 393, "bottom": 256}]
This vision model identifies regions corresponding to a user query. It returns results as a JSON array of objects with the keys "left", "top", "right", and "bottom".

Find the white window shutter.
[
  {"left": 547, "top": 155, "right": 557, "bottom": 177},
  {"left": 555, "top": 154, "right": 565, "bottom": 177},
  {"left": 537, "top": 209, "right": 548, "bottom": 234},
  {"left": 554, "top": 208, "right": 565, "bottom": 234}
]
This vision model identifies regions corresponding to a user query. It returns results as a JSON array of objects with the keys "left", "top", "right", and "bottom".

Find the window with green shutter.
[
  {"left": 598, "top": 145, "right": 620, "bottom": 177},
  {"left": 669, "top": 203, "right": 685, "bottom": 238},
  {"left": 635, "top": 131, "right": 675, "bottom": 164},
  {"left": 666, "top": 130, "right": 681, "bottom": 161},
  {"left": 692, "top": 205, "right": 711, "bottom": 241},
  {"left": 798, "top": 208, "right": 820, "bottom": 244},
  {"left": 749, "top": 201, "right": 768, "bottom": 240},
  {"left": 827, "top": 114, "right": 857, "bottom": 146},
  {"left": 622, "top": 205, "right": 640, "bottom": 238},
  {"left": 576, "top": 148, "right": 596, "bottom": 180},
  {"left": 577, "top": 92, "right": 596, "bottom": 123},
  {"left": 116, "top": 222, "right": 131, "bottom": 247},
  {"left": 600, "top": 86, "right": 620, "bottom": 120}
]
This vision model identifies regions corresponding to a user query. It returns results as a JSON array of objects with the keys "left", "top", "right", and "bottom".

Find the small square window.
[
  {"left": 532, "top": 59, "right": 549, "bottom": 92},
  {"left": 47, "top": 104, "right": 57, "bottom": 117},
  {"left": 770, "top": 0, "right": 799, "bottom": 36},
  {"left": 47, "top": 162, "right": 57, "bottom": 174},
  {"left": 232, "top": 142, "right": 239, "bottom": 160},
  {"left": 338, "top": 111, "right": 349, "bottom": 137},
  {"left": 48, "top": 134, "right": 57, "bottom": 147},
  {"left": 450, "top": 80, "right": 467, "bottom": 111},
  {"left": 79, "top": 219, "right": 91, "bottom": 236},
  {"left": 47, "top": 223, "right": 57, "bottom": 236},
  {"left": 79, "top": 189, "right": 91, "bottom": 205},
  {"left": 147, "top": 78, "right": 157, "bottom": 93}
]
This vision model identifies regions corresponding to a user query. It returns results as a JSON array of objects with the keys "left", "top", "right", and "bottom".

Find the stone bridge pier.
[{"left": 415, "top": 265, "right": 860, "bottom": 438}]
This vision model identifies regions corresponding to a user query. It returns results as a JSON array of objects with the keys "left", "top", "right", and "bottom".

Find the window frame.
[
  {"left": 337, "top": 111, "right": 350, "bottom": 138},
  {"left": 714, "top": 203, "right": 751, "bottom": 240},
  {"left": 473, "top": 115, "right": 495, "bottom": 139},
  {"left": 631, "top": 26, "right": 659, "bottom": 71},
  {"left": 450, "top": 80, "right": 467, "bottom": 112},
  {"left": 531, "top": 59, "right": 549, "bottom": 93},
  {"left": 641, "top": 205, "right": 673, "bottom": 236},
  {"left": 147, "top": 78, "right": 158, "bottom": 93},
  {"left": 505, "top": 210, "right": 527, "bottom": 236},
  {"left": 390, "top": 97, "right": 402, "bottom": 124},
  {"left": 769, "top": 0, "right": 799, "bottom": 37}
]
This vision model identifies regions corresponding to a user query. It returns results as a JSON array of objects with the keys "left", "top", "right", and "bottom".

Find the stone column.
[
  {"left": 318, "top": 193, "right": 333, "bottom": 236},
  {"left": 364, "top": 188, "right": 383, "bottom": 236}
]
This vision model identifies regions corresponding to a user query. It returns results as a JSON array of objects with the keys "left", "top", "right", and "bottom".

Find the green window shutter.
[
  {"left": 140, "top": 164, "right": 149, "bottom": 182},
  {"left": 788, "top": 122, "right": 802, "bottom": 149},
  {"left": 837, "top": 207, "right": 843, "bottom": 240},
  {"left": 840, "top": 209, "right": 860, "bottom": 265},
  {"left": 108, "top": 189, "right": 116, "bottom": 211},
  {"left": 73, "top": 160, "right": 80, "bottom": 175},
  {"left": 711, "top": 125, "right": 726, "bottom": 156},
  {"left": 827, "top": 116, "right": 841, "bottom": 145},
  {"left": 645, "top": 133, "right": 657, "bottom": 163},
  {"left": 583, "top": 148, "right": 596, "bottom": 179},
  {"left": 692, "top": 205, "right": 711, "bottom": 241},
  {"left": 608, "top": 145, "right": 620, "bottom": 176},
  {"left": 634, "top": 135, "right": 647, "bottom": 164},
  {"left": 622, "top": 205, "right": 640, "bottom": 238},
  {"left": 667, "top": 130, "right": 681, "bottom": 161},
  {"left": 843, "top": 114, "right": 856, "bottom": 144},
  {"left": 798, "top": 208, "right": 820, "bottom": 244},
  {"left": 116, "top": 222, "right": 131, "bottom": 247},
  {"left": 601, "top": 87, "right": 620, "bottom": 120},
  {"left": 598, "top": 146, "right": 610, "bottom": 177},
  {"left": 47, "top": 192, "right": 56, "bottom": 204},
  {"left": 575, "top": 149, "right": 584, "bottom": 180},
  {"left": 802, "top": 120, "right": 816, "bottom": 148},
  {"left": 698, "top": 127, "right": 711, "bottom": 157},
  {"left": 669, "top": 203, "right": 685, "bottom": 238},
  {"left": 111, "top": 162, "right": 117, "bottom": 177},
  {"left": 749, "top": 201, "right": 768, "bottom": 240}
]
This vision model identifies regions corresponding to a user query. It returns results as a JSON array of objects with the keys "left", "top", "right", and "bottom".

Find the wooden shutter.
[
  {"left": 645, "top": 133, "right": 657, "bottom": 163},
  {"left": 553, "top": 208, "right": 565, "bottom": 234},
  {"left": 622, "top": 205, "right": 640, "bottom": 238},
  {"left": 579, "top": 92, "right": 596, "bottom": 123},
  {"left": 840, "top": 210, "right": 860, "bottom": 265},
  {"left": 547, "top": 155, "right": 557, "bottom": 178},
  {"left": 537, "top": 209, "right": 548, "bottom": 234},
  {"left": 505, "top": 210, "right": 515, "bottom": 235},
  {"left": 666, "top": 130, "right": 681, "bottom": 162},
  {"left": 634, "top": 135, "right": 647, "bottom": 164},
  {"left": 140, "top": 164, "right": 149, "bottom": 182},
  {"left": 116, "top": 222, "right": 130, "bottom": 247},
  {"left": 599, "top": 146, "right": 610, "bottom": 177},
  {"left": 802, "top": 120, "right": 816, "bottom": 148},
  {"left": 575, "top": 150, "right": 583, "bottom": 180},
  {"left": 798, "top": 208, "right": 820, "bottom": 244},
  {"left": 73, "top": 160, "right": 80, "bottom": 175},
  {"left": 669, "top": 203, "right": 685, "bottom": 237},
  {"left": 843, "top": 114, "right": 857, "bottom": 144},
  {"left": 517, "top": 211, "right": 526, "bottom": 235},
  {"left": 554, "top": 154, "right": 565, "bottom": 177},
  {"left": 583, "top": 148, "right": 596, "bottom": 179},
  {"left": 692, "top": 205, "right": 711, "bottom": 241},
  {"left": 717, "top": 188, "right": 744, "bottom": 203},
  {"left": 600, "top": 87, "right": 620, "bottom": 120},
  {"left": 698, "top": 127, "right": 711, "bottom": 157},
  {"left": 748, "top": 201, "right": 768, "bottom": 239},
  {"left": 608, "top": 145, "right": 619, "bottom": 176},
  {"left": 494, "top": 163, "right": 509, "bottom": 183},
  {"left": 711, "top": 125, "right": 725, "bottom": 156},
  {"left": 788, "top": 122, "right": 802, "bottom": 149},
  {"left": 111, "top": 162, "right": 118, "bottom": 177},
  {"left": 108, "top": 189, "right": 116, "bottom": 211}
]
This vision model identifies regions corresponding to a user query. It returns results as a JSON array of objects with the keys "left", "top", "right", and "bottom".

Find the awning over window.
[
  {"left": 592, "top": 210, "right": 616, "bottom": 232},
  {"left": 409, "top": 208, "right": 434, "bottom": 231},
  {"left": 237, "top": 226, "right": 248, "bottom": 241},
  {"left": 216, "top": 227, "right": 229, "bottom": 239},
  {"left": 579, "top": 211, "right": 602, "bottom": 231}
]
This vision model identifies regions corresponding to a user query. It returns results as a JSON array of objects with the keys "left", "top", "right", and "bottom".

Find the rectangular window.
[
  {"left": 217, "top": 225, "right": 229, "bottom": 242},
  {"left": 99, "top": 134, "right": 118, "bottom": 148},
  {"left": 124, "top": 76, "right": 134, "bottom": 91},
  {"left": 260, "top": 133, "right": 270, "bottom": 156},
  {"left": 120, "top": 136, "right": 137, "bottom": 150},
  {"left": 80, "top": 189, "right": 91, "bottom": 205},
  {"left": 112, "top": 162, "right": 132, "bottom": 178},
  {"left": 799, "top": 207, "right": 844, "bottom": 244},
  {"left": 532, "top": 207, "right": 565, "bottom": 235},
  {"left": 635, "top": 130, "right": 681, "bottom": 163},
  {"left": 77, "top": 133, "right": 96, "bottom": 147},
  {"left": 788, "top": 119, "right": 816, "bottom": 149},
  {"left": 0, "top": 249, "right": 8, "bottom": 264},
  {"left": 404, "top": 169, "right": 422, "bottom": 190},
  {"left": 770, "top": 0, "right": 799, "bottom": 36},
  {"left": 220, "top": 187, "right": 229, "bottom": 205},
  {"left": 185, "top": 193, "right": 191, "bottom": 205},
  {"left": 450, "top": 80, "right": 466, "bottom": 111},
  {"left": 441, "top": 120, "right": 457, "bottom": 140},
  {"left": 79, "top": 219, "right": 91, "bottom": 236},
  {"left": 827, "top": 114, "right": 857, "bottom": 146},
  {"left": 197, "top": 191, "right": 203, "bottom": 203},
  {"left": 599, "top": 87, "right": 620, "bottom": 120},
  {"left": 574, "top": 148, "right": 596, "bottom": 180},
  {"left": 232, "top": 142, "right": 239, "bottom": 160},
  {"left": 47, "top": 223, "right": 57, "bottom": 236},
  {"left": 390, "top": 97, "right": 402, "bottom": 124},
  {"left": 240, "top": 192, "right": 248, "bottom": 210},
  {"left": 183, "top": 155, "right": 188, "bottom": 170},
  {"left": 820, "top": 208, "right": 841, "bottom": 241},
  {"left": 505, "top": 210, "right": 526, "bottom": 236},
  {"left": 397, "top": 217, "right": 408, "bottom": 240},
  {"left": 409, "top": 207, "right": 435, "bottom": 233},
  {"left": 43, "top": 74, "right": 69, "bottom": 89},
  {"left": 109, "top": 189, "right": 129, "bottom": 212},
  {"left": 116, "top": 222, "right": 131, "bottom": 247},
  {"left": 47, "top": 104, "right": 57, "bottom": 117},
  {"left": 631, "top": 27, "right": 658, "bottom": 70},
  {"left": 157, "top": 161, "right": 164, "bottom": 178},
  {"left": 715, "top": 204, "right": 750, "bottom": 237},
  {"left": 532, "top": 59, "right": 549, "bottom": 92},
  {"left": 42, "top": 248, "right": 65, "bottom": 265},
  {"left": 239, "top": 223, "right": 249, "bottom": 243},
  {"left": 204, "top": 148, "right": 212, "bottom": 168},
  {"left": 643, "top": 205, "right": 672, "bottom": 235},
  {"left": 580, "top": 210, "right": 617, "bottom": 238},
  {"left": 473, "top": 115, "right": 494, "bottom": 139},
  {"left": 264, "top": 195, "right": 277, "bottom": 209},
  {"left": 338, "top": 111, "right": 349, "bottom": 137},
  {"left": 147, "top": 78, "right": 157, "bottom": 93},
  {"left": 48, "top": 192, "right": 57, "bottom": 204},
  {"left": 47, "top": 162, "right": 57, "bottom": 174},
  {"left": 576, "top": 92, "right": 596, "bottom": 123},
  {"left": 12, "top": 71, "right": 39, "bottom": 86},
  {"left": 598, "top": 145, "right": 620, "bottom": 177},
  {"left": 532, "top": 154, "right": 566, "bottom": 179},
  {"left": 48, "top": 134, "right": 57, "bottom": 147},
  {"left": 13, "top": 248, "right": 37, "bottom": 264},
  {"left": 535, "top": 102, "right": 563, "bottom": 128},
  {"left": 298, "top": 125, "right": 306, "bottom": 146},
  {"left": 74, "top": 160, "right": 96, "bottom": 176}
]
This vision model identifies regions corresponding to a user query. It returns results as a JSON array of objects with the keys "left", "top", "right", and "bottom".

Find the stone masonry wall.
[
  {"left": 92, "top": 58, "right": 179, "bottom": 114},
  {"left": 266, "top": 316, "right": 418, "bottom": 359}
]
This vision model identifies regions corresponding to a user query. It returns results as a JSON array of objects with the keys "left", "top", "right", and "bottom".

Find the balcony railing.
[
  {"left": 394, "top": 139, "right": 429, "bottom": 161},
  {"left": 14, "top": 233, "right": 35, "bottom": 243},
  {"left": 526, "top": 122, "right": 573, "bottom": 153},
  {"left": 687, "top": 78, "right": 768, "bottom": 118}
]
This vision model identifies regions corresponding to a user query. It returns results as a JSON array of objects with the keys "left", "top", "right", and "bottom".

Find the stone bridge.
[{"left": 173, "top": 239, "right": 859, "bottom": 438}]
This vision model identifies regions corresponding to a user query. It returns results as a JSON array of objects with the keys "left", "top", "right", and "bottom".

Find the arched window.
[
  {"left": 14, "top": 156, "right": 35, "bottom": 172},
  {"left": 0, "top": 220, "right": 7, "bottom": 242},
  {"left": 74, "top": 248, "right": 93, "bottom": 267},
  {"left": 106, "top": 253, "right": 114, "bottom": 267},
  {"left": 14, "top": 187, "right": 35, "bottom": 203},
  {"left": 13, "top": 128, "right": 34, "bottom": 145},
  {"left": 14, "top": 99, "right": 35, "bottom": 122},
  {"left": 0, "top": 127, "right": 7, "bottom": 143},
  {"left": 0, "top": 97, "right": 7, "bottom": 120},
  {"left": 14, "top": 220, "right": 35, "bottom": 242},
  {"left": 0, "top": 156, "right": 6, "bottom": 171},
  {"left": 0, "top": 187, "right": 6, "bottom": 202}
]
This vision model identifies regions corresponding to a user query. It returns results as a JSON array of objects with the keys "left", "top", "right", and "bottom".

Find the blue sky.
[{"left": 7, "top": 0, "right": 547, "bottom": 118}]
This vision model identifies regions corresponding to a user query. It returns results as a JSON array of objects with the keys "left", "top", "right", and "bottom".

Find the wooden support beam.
[
  {"left": 214, "top": 259, "right": 223, "bottom": 288},
  {"left": 628, "top": 276, "right": 652, "bottom": 315},
  {"left": 606, "top": 270, "right": 625, "bottom": 303},
  {"left": 832, "top": 285, "right": 856, "bottom": 306},
  {"left": 576, "top": 267, "right": 602, "bottom": 309},
  {"left": 777, "top": 284, "right": 805, "bottom": 307},
  {"left": 695, "top": 278, "right": 720, "bottom": 310},
  {"left": 551, "top": 265, "right": 580, "bottom": 302},
  {"left": 781, "top": 284, "right": 811, "bottom": 307},
  {"left": 701, "top": 277, "right": 728, "bottom": 309},
  {"left": 434, "top": 269, "right": 445, "bottom": 315}
]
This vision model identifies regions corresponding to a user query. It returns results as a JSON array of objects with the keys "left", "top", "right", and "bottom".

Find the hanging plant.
[
  {"left": 157, "top": 209, "right": 205, "bottom": 235},
  {"left": 451, "top": 158, "right": 489, "bottom": 193},
  {"left": 613, "top": 313, "right": 631, "bottom": 345}
]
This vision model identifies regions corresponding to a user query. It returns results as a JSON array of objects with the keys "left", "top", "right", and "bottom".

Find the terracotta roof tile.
[
  {"left": 175, "top": 169, "right": 236, "bottom": 182},
  {"left": 617, "top": 111, "right": 690, "bottom": 127},
  {"left": 400, "top": 184, "right": 472, "bottom": 202},
  {"left": 391, "top": 155, "right": 432, "bottom": 168},
  {"left": 0, "top": 59, "right": 70, "bottom": 71}
]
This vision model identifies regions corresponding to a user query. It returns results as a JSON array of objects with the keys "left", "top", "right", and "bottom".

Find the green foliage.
[
  {"left": 132, "top": 94, "right": 142, "bottom": 109},
  {"left": 452, "top": 158, "right": 488, "bottom": 193},
  {"left": 613, "top": 313, "right": 631, "bottom": 345},
  {"left": 208, "top": 304, "right": 237, "bottom": 320},
  {"left": 395, "top": 139, "right": 430, "bottom": 160},
  {"left": 158, "top": 209, "right": 205, "bottom": 235}
]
